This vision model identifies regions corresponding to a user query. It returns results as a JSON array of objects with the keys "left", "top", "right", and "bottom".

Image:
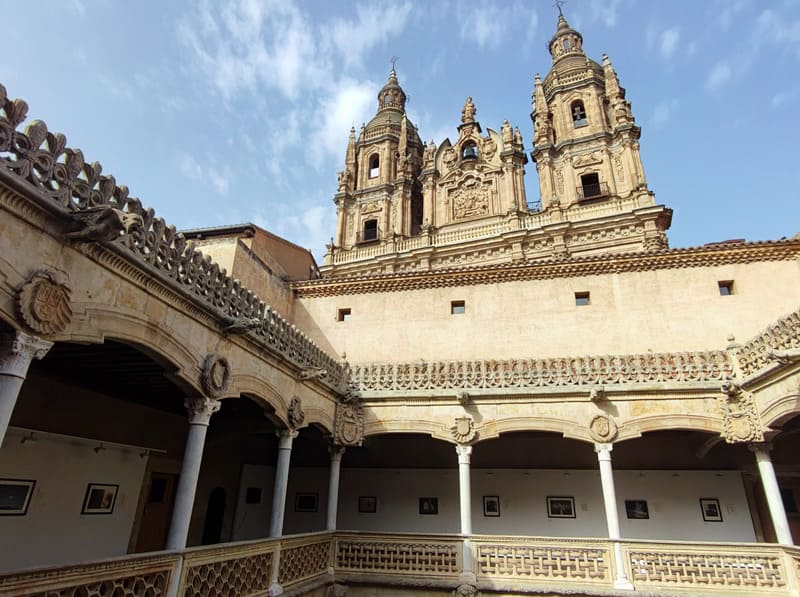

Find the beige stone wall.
[{"left": 296, "top": 260, "right": 800, "bottom": 363}]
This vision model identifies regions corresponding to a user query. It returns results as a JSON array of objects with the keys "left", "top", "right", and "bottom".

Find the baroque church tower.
[
  {"left": 323, "top": 15, "right": 672, "bottom": 277},
  {"left": 531, "top": 14, "right": 671, "bottom": 250},
  {"left": 332, "top": 69, "right": 424, "bottom": 250}
]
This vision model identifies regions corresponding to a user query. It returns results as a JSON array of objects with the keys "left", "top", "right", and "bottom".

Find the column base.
[
  {"left": 269, "top": 582, "right": 283, "bottom": 596},
  {"left": 613, "top": 578, "right": 634, "bottom": 591}
]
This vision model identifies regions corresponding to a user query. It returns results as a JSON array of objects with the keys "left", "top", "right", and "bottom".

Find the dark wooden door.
[{"left": 135, "top": 472, "right": 177, "bottom": 552}]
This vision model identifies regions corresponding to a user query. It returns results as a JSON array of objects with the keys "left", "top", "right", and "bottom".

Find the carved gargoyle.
[
  {"left": 299, "top": 367, "right": 328, "bottom": 381},
  {"left": 222, "top": 317, "right": 261, "bottom": 335},
  {"left": 65, "top": 205, "right": 143, "bottom": 242}
]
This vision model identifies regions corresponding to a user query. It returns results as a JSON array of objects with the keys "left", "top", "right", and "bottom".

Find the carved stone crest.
[
  {"left": 334, "top": 402, "right": 364, "bottom": 446},
  {"left": 452, "top": 180, "right": 489, "bottom": 220},
  {"left": 451, "top": 415, "right": 476, "bottom": 444},
  {"left": 482, "top": 137, "right": 497, "bottom": 160},
  {"left": 16, "top": 270, "right": 72, "bottom": 335},
  {"left": 288, "top": 396, "right": 305, "bottom": 429},
  {"left": 718, "top": 381, "right": 764, "bottom": 443},
  {"left": 588, "top": 414, "right": 618, "bottom": 443},
  {"left": 201, "top": 354, "right": 230, "bottom": 398}
]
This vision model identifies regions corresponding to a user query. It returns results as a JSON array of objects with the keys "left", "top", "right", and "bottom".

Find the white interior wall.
[
  {"left": 232, "top": 465, "right": 756, "bottom": 542},
  {"left": 0, "top": 428, "right": 148, "bottom": 572}
]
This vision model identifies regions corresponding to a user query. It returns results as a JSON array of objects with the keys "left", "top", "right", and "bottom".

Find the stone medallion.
[
  {"left": 450, "top": 415, "right": 476, "bottom": 444},
  {"left": 588, "top": 414, "right": 618, "bottom": 443},
  {"left": 200, "top": 354, "right": 230, "bottom": 398}
]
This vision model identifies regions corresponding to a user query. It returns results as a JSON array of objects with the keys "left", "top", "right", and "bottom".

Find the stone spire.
[
  {"left": 602, "top": 54, "right": 634, "bottom": 125},
  {"left": 375, "top": 67, "right": 407, "bottom": 114},
  {"left": 548, "top": 13, "right": 586, "bottom": 65}
]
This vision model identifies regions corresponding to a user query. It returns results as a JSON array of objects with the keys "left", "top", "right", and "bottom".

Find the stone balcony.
[{"left": 2, "top": 531, "right": 798, "bottom": 597}]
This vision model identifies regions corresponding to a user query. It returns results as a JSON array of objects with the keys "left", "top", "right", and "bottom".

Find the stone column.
[
  {"left": 455, "top": 443, "right": 477, "bottom": 591},
  {"left": 326, "top": 445, "right": 345, "bottom": 531},
  {"left": 456, "top": 445, "right": 473, "bottom": 535},
  {"left": 166, "top": 396, "right": 220, "bottom": 550},
  {"left": 269, "top": 429, "right": 298, "bottom": 538},
  {"left": 751, "top": 443, "right": 793, "bottom": 545},
  {"left": 595, "top": 443, "right": 633, "bottom": 590},
  {"left": 0, "top": 331, "right": 53, "bottom": 445}
]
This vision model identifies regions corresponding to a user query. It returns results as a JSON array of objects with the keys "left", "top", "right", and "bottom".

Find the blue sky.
[{"left": 3, "top": 0, "right": 799, "bottom": 260}]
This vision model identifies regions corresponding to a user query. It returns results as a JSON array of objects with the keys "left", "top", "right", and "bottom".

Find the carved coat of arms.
[
  {"left": 588, "top": 414, "right": 618, "bottom": 443},
  {"left": 16, "top": 270, "right": 72, "bottom": 335},
  {"left": 335, "top": 402, "right": 364, "bottom": 446},
  {"left": 450, "top": 415, "right": 476, "bottom": 444}
]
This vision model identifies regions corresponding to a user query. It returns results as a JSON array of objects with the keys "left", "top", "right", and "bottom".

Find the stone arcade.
[{"left": 2, "top": 14, "right": 800, "bottom": 597}]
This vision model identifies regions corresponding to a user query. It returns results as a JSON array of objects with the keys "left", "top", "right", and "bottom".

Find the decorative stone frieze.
[
  {"left": 16, "top": 270, "right": 72, "bottom": 335},
  {"left": 334, "top": 402, "right": 364, "bottom": 447},
  {"left": 450, "top": 415, "right": 476, "bottom": 444},
  {"left": 0, "top": 331, "right": 53, "bottom": 378},
  {"left": 200, "top": 354, "right": 230, "bottom": 398},
  {"left": 350, "top": 350, "right": 731, "bottom": 394},
  {"left": 288, "top": 396, "right": 305, "bottom": 430},
  {"left": 718, "top": 381, "right": 764, "bottom": 443},
  {"left": 184, "top": 396, "right": 221, "bottom": 426},
  {"left": 0, "top": 82, "right": 346, "bottom": 393},
  {"left": 736, "top": 307, "right": 800, "bottom": 377},
  {"left": 588, "top": 415, "right": 618, "bottom": 443}
]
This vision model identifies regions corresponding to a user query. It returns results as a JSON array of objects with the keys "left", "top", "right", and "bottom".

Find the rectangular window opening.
[
  {"left": 337, "top": 308, "right": 351, "bottom": 321},
  {"left": 718, "top": 280, "right": 734, "bottom": 296},
  {"left": 451, "top": 300, "right": 465, "bottom": 315},
  {"left": 575, "top": 292, "right": 590, "bottom": 306}
]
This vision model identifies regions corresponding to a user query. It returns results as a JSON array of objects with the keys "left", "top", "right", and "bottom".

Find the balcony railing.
[
  {"left": 356, "top": 225, "right": 382, "bottom": 245},
  {"left": 3, "top": 532, "right": 800, "bottom": 596},
  {"left": 576, "top": 181, "right": 610, "bottom": 201}
]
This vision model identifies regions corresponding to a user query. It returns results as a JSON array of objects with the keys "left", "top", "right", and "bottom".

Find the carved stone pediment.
[{"left": 16, "top": 270, "right": 72, "bottom": 335}]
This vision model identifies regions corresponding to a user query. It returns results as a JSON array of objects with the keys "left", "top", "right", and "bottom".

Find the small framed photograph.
[
  {"left": 295, "top": 493, "right": 319, "bottom": 513},
  {"left": 81, "top": 483, "right": 118, "bottom": 515},
  {"left": 483, "top": 495, "right": 500, "bottom": 517},
  {"left": 358, "top": 496, "right": 377, "bottom": 513},
  {"left": 419, "top": 497, "right": 438, "bottom": 515},
  {"left": 625, "top": 499, "right": 650, "bottom": 520},
  {"left": 700, "top": 498, "right": 723, "bottom": 522},
  {"left": 0, "top": 479, "right": 36, "bottom": 515},
  {"left": 546, "top": 496, "right": 575, "bottom": 518}
]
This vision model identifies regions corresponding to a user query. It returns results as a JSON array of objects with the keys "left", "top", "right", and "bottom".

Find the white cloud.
[
  {"left": 180, "top": 154, "right": 231, "bottom": 196},
  {"left": 66, "top": 0, "right": 86, "bottom": 16},
  {"left": 458, "top": 2, "right": 537, "bottom": 51},
  {"left": 180, "top": 154, "right": 203, "bottom": 180},
  {"left": 326, "top": 2, "right": 413, "bottom": 69},
  {"left": 705, "top": 62, "right": 732, "bottom": 91},
  {"left": 660, "top": 27, "right": 680, "bottom": 59},
  {"left": 718, "top": 0, "right": 747, "bottom": 30},
  {"left": 771, "top": 88, "right": 798, "bottom": 108},
  {"left": 651, "top": 99, "right": 679, "bottom": 128}
]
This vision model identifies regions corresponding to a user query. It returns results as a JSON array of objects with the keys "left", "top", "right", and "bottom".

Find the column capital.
[
  {"left": 594, "top": 442, "right": 613, "bottom": 458},
  {"left": 456, "top": 444, "right": 473, "bottom": 462},
  {"left": 0, "top": 331, "right": 53, "bottom": 378},
  {"left": 328, "top": 443, "right": 346, "bottom": 461},
  {"left": 749, "top": 442, "right": 773, "bottom": 455},
  {"left": 276, "top": 428, "right": 299, "bottom": 449},
  {"left": 184, "top": 396, "right": 221, "bottom": 426}
]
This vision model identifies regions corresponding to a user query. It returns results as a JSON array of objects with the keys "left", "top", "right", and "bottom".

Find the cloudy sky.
[{"left": 3, "top": 0, "right": 799, "bottom": 260}]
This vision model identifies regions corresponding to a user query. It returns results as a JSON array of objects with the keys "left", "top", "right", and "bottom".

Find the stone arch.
[
  {"left": 761, "top": 391, "right": 800, "bottom": 430},
  {"left": 618, "top": 413, "right": 724, "bottom": 442},
  {"left": 480, "top": 415, "right": 594, "bottom": 445}
]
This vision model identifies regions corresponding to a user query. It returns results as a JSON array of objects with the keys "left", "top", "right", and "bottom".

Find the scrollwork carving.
[
  {"left": 201, "top": 354, "right": 230, "bottom": 398},
  {"left": 16, "top": 270, "right": 72, "bottom": 335}
]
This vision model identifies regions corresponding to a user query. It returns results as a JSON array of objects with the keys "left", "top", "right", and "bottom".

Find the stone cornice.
[{"left": 296, "top": 239, "right": 800, "bottom": 298}]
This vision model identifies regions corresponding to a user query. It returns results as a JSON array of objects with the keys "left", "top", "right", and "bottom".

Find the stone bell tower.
[
  {"left": 531, "top": 14, "right": 671, "bottom": 251},
  {"left": 331, "top": 69, "right": 424, "bottom": 251}
]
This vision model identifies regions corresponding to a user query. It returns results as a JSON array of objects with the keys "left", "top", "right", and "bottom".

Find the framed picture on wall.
[
  {"left": 0, "top": 479, "right": 35, "bottom": 515},
  {"left": 483, "top": 495, "right": 500, "bottom": 517},
  {"left": 81, "top": 483, "right": 118, "bottom": 515},
  {"left": 700, "top": 498, "right": 723, "bottom": 522},
  {"left": 625, "top": 499, "right": 650, "bottom": 519},
  {"left": 419, "top": 497, "right": 438, "bottom": 515},
  {"left": 295, "top": 493, "right": 319, "bottom": 513},
  {"left": 546, "top": 496, "right": 575, "bottom": 518},
  {"left": 358, "top": 496, "right": 377, "bottom": 513}
]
